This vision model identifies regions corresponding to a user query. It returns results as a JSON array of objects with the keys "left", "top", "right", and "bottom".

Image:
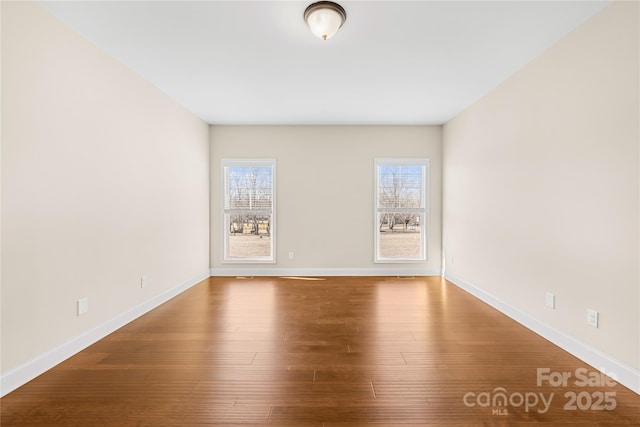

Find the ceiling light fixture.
[{"left": 304, "top": 1, "right": 346, "bottom": 40}]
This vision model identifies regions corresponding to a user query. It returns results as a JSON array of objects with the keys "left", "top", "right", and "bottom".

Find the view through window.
[
  {"left": 375, "top": 159, "right": 428, "bottom": 262},
  {"left": 223, "top": 159, "right": 275, "bottom": 262}
]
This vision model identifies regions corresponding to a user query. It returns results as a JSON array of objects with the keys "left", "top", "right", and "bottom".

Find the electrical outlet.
[
  {"left": 77, "top": 298, "right": 88, "bottom": 316},
  {"left": 587, "top": 309, "right": 599, "bottom": 328},
  {"left": 141, "top": 275, "right": 148, "bottom": 288},
  {"left": 288, "top": 252, "right": 295, "bottom": 260},
  {"left": 545, "top": 292, "right": 555, "bottom": 309}
]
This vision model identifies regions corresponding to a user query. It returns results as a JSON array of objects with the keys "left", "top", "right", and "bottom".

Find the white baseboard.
[
  {"left": 445, "top": 273, "right": 640, "bottom": 395},
  {"left": 210, "top": 267, "right": 441, "bottom": 277},
  {"left": 0, "top": 270, "right": 210, "bottom": 397}
]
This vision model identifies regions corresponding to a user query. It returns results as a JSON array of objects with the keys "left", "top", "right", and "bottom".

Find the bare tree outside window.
[
  {"left": 375, "top": 160, "right": 428, "bottom": 262},
  {"left": 223, "top": 160, "right": 275, "bottom": 262}
]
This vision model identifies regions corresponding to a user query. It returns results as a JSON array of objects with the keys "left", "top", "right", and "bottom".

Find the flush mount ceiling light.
[{"left": 304, "top": 1, "right": 347, "bottom": 40}]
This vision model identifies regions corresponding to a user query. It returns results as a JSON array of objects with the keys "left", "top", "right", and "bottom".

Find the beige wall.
[
  {"left": 210, "top": 126, "right": 442, "bottom": 275},
  {"left": 1, "top": 1, "right": 209, "bottom": 378},
  {"left": 443, "top": 0, "right": 639, "bottom": 373}
]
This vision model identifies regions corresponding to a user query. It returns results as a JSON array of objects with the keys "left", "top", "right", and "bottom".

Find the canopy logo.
[{"left": 463, "top": 388, "right": 553, "bottom": 414}]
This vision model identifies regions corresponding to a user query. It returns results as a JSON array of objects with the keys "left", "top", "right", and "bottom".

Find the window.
[
  {"left": 222, "top": 159, "right": 275, "bottom": 263},
  {"left": 375, "top": 158, "right": 428, "bottom": 262}
]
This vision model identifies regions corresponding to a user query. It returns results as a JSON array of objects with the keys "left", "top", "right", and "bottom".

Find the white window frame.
[
  {"left": 374, "top": 158, "right": 429, "bottom": 263},
  {"left": 222, "top": 158, "right": 276, "bottom": 263}
]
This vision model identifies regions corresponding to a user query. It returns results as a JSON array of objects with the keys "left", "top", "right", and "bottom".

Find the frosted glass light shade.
[{"left": 304, "top": 2, "right": 346, "bottom": 40}]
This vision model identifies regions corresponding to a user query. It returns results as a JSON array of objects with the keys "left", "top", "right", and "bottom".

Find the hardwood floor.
[{"left": 2, "top": 276, "right": 639, "bottom": 425}]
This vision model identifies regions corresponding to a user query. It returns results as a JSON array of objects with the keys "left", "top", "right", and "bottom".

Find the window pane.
[
  {"left": 378, "top": 165, "right": 423, "bottom": 209},
  {"left": 227, "top": 218, "right": 272, "bottom": 257},
  {"left": 378, "top": 213, "right": 422, "bottom": 258},
  {"left": 225, "top": 165, "right": 272, "bottom": 211}
]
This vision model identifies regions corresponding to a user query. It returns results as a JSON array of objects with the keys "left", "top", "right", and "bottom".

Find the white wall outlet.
[
  {"left": 587, "top": 309, "right": 599, "bottom": 328},
  {"left": 450, "top": 255, "right": 454, "bottom": 265},
  {"left": 545, "top": 292, "right": 555, "bottom": 309},
  {"left": 288, "top": 251, "right": 295, "bottom": 260},
  {"left": 77, "top": 298, "right": 88, "bottom": 316},
  {"left": 141, "top": 275, "right": 148, "bottom": 288}
]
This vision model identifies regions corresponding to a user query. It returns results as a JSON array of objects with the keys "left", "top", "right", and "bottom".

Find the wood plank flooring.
[{"left": 2, "top": 276, "right": 639, "bottom": 425}]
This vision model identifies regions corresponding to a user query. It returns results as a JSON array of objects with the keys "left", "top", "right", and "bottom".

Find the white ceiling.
[{"left": 37, "top": 1, "right": 609, "bottom": 125}]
